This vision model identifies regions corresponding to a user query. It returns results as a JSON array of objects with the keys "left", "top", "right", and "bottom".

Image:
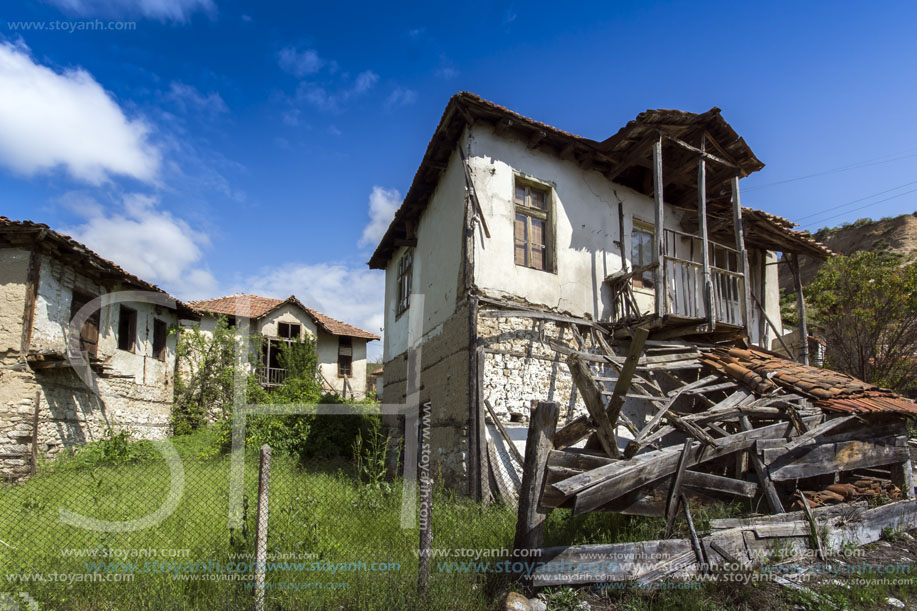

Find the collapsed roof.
[
  {"left": 189, "top": 293, "right": 379, "bottom": 340},
  {"left": 369, "top": 92, "right": 831, "bottom": 269}
]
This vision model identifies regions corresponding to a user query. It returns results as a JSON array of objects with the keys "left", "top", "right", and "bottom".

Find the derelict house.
[{"left": 369, "top": 92, "right": 917, "bottom": 511}]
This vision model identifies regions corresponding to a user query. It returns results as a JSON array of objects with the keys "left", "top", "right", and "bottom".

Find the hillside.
[{"left": 779, "top": 212, "right": 917, "bottom": 292}]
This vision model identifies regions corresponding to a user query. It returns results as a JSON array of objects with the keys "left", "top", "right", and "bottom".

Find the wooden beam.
[
  {"left": 653, "top": 137, "right": 666, "bottom": 317},
  {"left": 697, "top": 153, "right": 715, "bottom": 331},
  {"left": 527, "top": 129, "right": 547, "bottom": 149},
  {"left": 484, "top": 399, "right": 524, "bottom": 465},
  {"left": 567, "top": 354, "right": 619, "bottom": 458},
  {"left": 740, "top": 416, "right": 785, "bottom": 513},
  {"left": 606, "top": 133, "right": 658, "bottom": 181},
  {"left": 20, "top": 246, "right": 41, "bottom": 357},
  {"left": 788, "top": 253, "right": 809, "bottom": 365},
  {"left": 768, "top": 436, "right": 909, "bottom": 481},
  {"left": 661, "top": 133, "right": 738, "bottom": 168},
  {"left": 513, "top": 401, "right": 559, "bottom": 555},
  {"left": 605, "top": 327, "right": 649, "bottom": 429},
  {"left": 751, "top": 292, "right": 794, "bottom": 356},
  {"left": 553, "top": 415, "right": 595, "bottom": 450},
  {"left": 665, "top": 441, "right": 693, "bottom": 537},
  {"left": 731, "top": 177, "right": 753, "bottom": 337},
  {"left": 783, "top": 415, "right": 852, "bottom": 452}
]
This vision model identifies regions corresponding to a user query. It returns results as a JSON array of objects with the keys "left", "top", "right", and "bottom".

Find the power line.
[
  {"left": 800, "top": 187, "right": 917, "bottom": 230},
  {"left": 792, "top": 179, "right": 917, "bottom": 223},
  {"left": 742, "top": 150, "right": 917, "bottom": 192}
]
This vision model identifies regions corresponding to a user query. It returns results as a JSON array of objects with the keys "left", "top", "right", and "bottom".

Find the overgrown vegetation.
[{"left": 804, "top": 251, "right": 917, "bottom": 393}]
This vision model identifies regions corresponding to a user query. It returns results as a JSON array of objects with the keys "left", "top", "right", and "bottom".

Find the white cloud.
[
  {"left": 359, "top": 186, "right": 401, "bottom": 249},
  {"left": 385, "top": 87, "right": 417, "bottom": 108},
  {"left": 243, "top": 262, "right": 385, "bottom": 359},
  {"left": 62, "top": 192, "right": 217, "bottom": 299},
  {"left": 352, "top": 70, "right": 379, "bottom": 95},
  {"left": 45, "top": 0, "right": 215, "bottom": 22},
  {"left": 0, "top": 41, "right": 160, "bottom": 184},
  {"left": 165, "top": 82, "right": 228, "bottom": 117},
  {"left": 277, "top": 47, "right": 324, "bottom": 77}
]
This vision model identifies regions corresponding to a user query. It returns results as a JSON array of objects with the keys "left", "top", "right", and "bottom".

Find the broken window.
[
  {"left": 152, "top": 319, "right": 168, "bottom": 361},
  {"left": 514, "top": 179, "right": 551, "bottom": 271},
  {"left": 69, "top": 291, "right": 100, "bottom": 359},
  {"left": 631, "top": 221, "right": 656, "bottom": 289},
  {"left": 117, "top": 306, "right": 137, "bottom": 352},
  {"left": 397, "top": 249, "right": 413, "bottom": 315},
  {"left": 277, "top": 322, "right": 301, "bottom": 339},
  {"left": 338, "top": 336, "right": 353, "bottom": 377}
]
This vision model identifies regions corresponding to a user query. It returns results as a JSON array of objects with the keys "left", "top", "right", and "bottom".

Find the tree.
[{"left": 805, "top": 251, "right": 917, "bottom": 393}]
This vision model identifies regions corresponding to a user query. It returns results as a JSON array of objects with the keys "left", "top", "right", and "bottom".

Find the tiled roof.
[
  {"left": 188, "top": 294, "right": 379, "bottom": 340},
  {"left": 0, "top": 217, "right": 199, "bottom": 319},
  {"left": 368, "top": 91, "right": 831, "bottom": 268},
  {"left": 702, "top": 347, "right": 917, "bottom": 416}
]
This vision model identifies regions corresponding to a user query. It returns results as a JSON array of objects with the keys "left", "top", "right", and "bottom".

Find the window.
[
  {"left": 277, "top": 322, "right": 301, "bottom": 339},
  {"left": 69, "top": 291, "right": 100, "bottom": 359},
  {"left": 338, "top": 337, "right": 353, "bottom": 377},
  {"left": 631, "top": 221, "right": 656, "bottom": 289},
  {"left": 152, "top": 319, "right": 168, "bottom": 361},
  {"left": 514, "top": 180, "right": 551, "bottom": 271},
  {"left": 338, "top": 354, "right": 352, "bottom": 377},
  {"left": 117, "top": 306, "right": 137, "bottom": 352},
  {"left": 397, "top": 249, "right": 413, "bottom": 315}
]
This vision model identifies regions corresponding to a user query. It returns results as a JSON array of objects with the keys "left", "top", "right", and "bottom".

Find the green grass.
[{"left": 0, "top": 427, "right": 521, "bottom": 610}]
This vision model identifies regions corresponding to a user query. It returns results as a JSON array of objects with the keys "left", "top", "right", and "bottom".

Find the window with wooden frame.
[
  {"left": 69, "top": 291, "right": 100, "bottom": 359},
  {"left": 152, "top": 319, "right": 168, "bottom": 361},
  {"left": 338, "top": 336, "right": 353, "bottom": 377},
  {"left": 396, "top": 249, "right": 413, "bottom": 316},
  {"left": 513, "top": 179, "right": 552, "bottom": 271},
  {"left": 631, "top": 220, "right": 656, "bottom": 290},
  {"left": 117, "top": 306, "right": 137, "bottom": 352},
  {"left": 277, "top": 322, "right": 301, "bottom": 339}
]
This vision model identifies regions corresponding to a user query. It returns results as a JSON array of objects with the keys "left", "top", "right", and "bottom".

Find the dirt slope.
[{"left": 779, "top": 212, "right": 917, "bottom": 292}]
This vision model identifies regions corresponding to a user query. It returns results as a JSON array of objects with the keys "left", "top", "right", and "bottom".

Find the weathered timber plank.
[
  {"left": 768, "top": 436, "right": 909, "bottom": 482},
  {"left": 567, "top": 417, "right": 819, "bottom": 514},
  {"left": 552, "top": 415, "right": 595, "bottom": 451},
  {"left": 741, "top": 416, "right": 784, "bottom": 513},
  {"left": 568, "top": 354, "right": 619, "bottom": 458},
  {"left": 484, "top": 399, "right": 524, "bottom": 465}
]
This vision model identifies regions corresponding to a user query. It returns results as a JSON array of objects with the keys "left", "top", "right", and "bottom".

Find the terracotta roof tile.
[
  {"left": 188, "top": 294, "right": 379, "bottom": 341},
  {"left": 703, "top": 347, "right": 917, "bottom": 416}
]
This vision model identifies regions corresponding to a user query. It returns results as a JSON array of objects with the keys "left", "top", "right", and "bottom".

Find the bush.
[{"left": 56, "top": 428, "right": 158, "bottom": 469}]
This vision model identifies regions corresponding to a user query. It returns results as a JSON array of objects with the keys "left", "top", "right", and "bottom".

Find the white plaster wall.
[
  {"left": 383, "top": 146, "right": 467, "bottom": 361},
  {"left": 258, "top": 304, "right": 318, "bottom": 338},
  {"left": 467, "top": 123, "right": 690, "bottom": 320},
  {"left": 317, "top": 332, "right": 368, "bottom": 399}
]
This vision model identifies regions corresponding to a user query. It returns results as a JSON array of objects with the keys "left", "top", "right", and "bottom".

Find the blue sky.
[{"left": 2, "top": 1, "right": 917, "bottom": 360}]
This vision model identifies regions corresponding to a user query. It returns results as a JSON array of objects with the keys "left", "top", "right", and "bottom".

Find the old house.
[
  {"left": 187, "top": 294, "right": 379, "bottom": 399},
  {"left": 0, "top": 217, "right": 199, "bottom": 480},
  {"left": 369, "top": 92, "right": 916, "bottom": 499}
]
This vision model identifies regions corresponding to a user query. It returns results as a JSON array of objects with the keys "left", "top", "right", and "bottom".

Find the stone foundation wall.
[
  {"left": 478, "top": 309, "right": 592, "bottom": 425},
  {"left": 0, "top": 367, "right": 172, "bottom": 480}
]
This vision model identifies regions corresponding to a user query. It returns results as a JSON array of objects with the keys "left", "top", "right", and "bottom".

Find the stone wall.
[{"left": 478, "top": 309, "right": 590, "bottom": 426}]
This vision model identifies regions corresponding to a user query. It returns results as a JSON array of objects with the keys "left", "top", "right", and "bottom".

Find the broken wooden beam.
[
  {"left": 567, "top": 354, "right": 619, "bottom": 458},
  {"left": 513, "top": 401, "right": 559, "bottom": 555}
]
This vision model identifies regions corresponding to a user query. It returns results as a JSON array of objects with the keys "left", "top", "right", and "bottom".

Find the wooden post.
[
  {"left": 751, "top": 292, "right": 794, "bottom": 356},
  {"left": 891, "top": 455, "right": 916, "bottom": 500},
  {"left": 253, "top": 445, "right": 271, "bottom": 611},
  {"left": 698, "top": 152, "right": 714, "bottom": 330},
  {"left": 513, "top": 401, "right": 559, "bottom": 556},
  {"left": 788, "top": 253, "right": 809, "bottom": 365},
  {"left": 665, "top": 441, "right": 693, "bottom": 537},
  {"left": 30, "top": 390, "right": 40, "bottom": 475},
  {"left": 417, "top": 401, "right": 433, "bottom": 596},
  {"left": 740, "top": 417, "right": 785, "bottom": 514},
  {"left": 731, "top": 177, "right": 753, "bottom": 338},
  {"left": 653, "top": 136, "right": 666, "bottom": 317}
]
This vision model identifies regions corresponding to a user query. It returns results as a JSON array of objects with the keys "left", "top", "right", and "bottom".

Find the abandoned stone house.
[
  {"left": 0, "top": 217, "right": 199, "bottom": 480},
  {"left": 370, "top": 92, "right": 846, "bottom": 496},
  {"left": 186, "top": 294, "right": 379, "bottom": 399}
]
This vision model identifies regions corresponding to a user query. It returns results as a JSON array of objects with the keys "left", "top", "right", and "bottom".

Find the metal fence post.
[{"left": 254, "top": 444, "right": 271, "bottom": 611}]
